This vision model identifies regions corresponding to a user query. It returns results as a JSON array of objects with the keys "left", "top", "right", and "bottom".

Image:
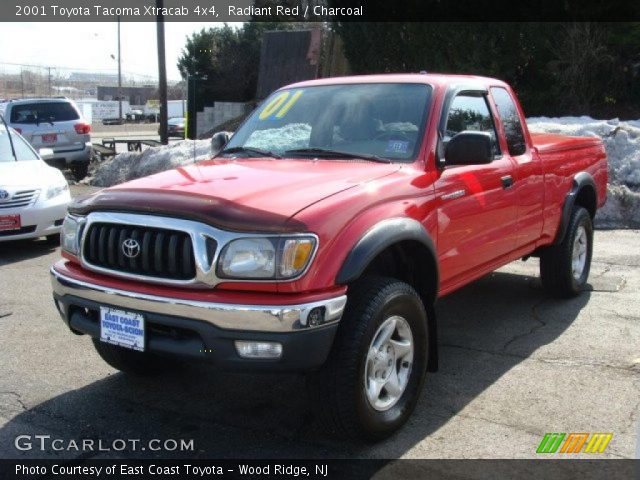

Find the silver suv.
[{"left": 0, "top": 98, "right": 92, "bottom": 180}]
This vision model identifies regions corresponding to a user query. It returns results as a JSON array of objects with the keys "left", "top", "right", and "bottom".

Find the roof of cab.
[{"left": 284, "top": 73, "right": 510, "bottom": 90}]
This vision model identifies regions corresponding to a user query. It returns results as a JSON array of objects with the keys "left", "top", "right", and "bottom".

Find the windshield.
[
  {"left": 225, "top": 83, "right": 432, "bottom": 162},
  {"left": 0, "top": 126, "right": 39, "bottom": 162},
  {"left": 10, "top": 101, "right": 79, "bottom": 124}
]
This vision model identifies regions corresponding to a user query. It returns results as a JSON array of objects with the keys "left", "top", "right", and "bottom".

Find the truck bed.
[{"left": 530, "top": 132, "right": 602, "bottom": 153}]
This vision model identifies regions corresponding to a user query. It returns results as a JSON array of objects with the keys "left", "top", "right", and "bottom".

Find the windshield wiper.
[
  {"left": 218, "top": 146, "right": 281, "bottom": 159},
  {"left": 283, "top": 148, "right": 391, "bottom": 164}
]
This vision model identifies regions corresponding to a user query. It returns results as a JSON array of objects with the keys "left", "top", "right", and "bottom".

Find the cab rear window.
[
  {"left": 490, "top": 87, "right": 527, "bottom": 156},
  {"left": 10, "top": 102, "right": 79, "bottom": 124}
]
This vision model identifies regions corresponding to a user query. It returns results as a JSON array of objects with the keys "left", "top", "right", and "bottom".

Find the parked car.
[
  {"left": 102, "top": 118, "right": 123, "bottom": 126},
  {"left": 51, "top": 74, "right": 607, "bottom": 440},
  {"left": 0, "top": 123, "right": 71, "bottom": 242},
  {"left": 158, "top": 117, "right": 185, "bottom": 138},
  {"left": 125, "top": 110, "right": 145, "bottom": 123},
  {"left": 1, "top": 98, "right": 92, "bottom": 181}
]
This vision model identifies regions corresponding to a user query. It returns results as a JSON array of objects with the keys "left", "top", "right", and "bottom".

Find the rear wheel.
[
  {"left": 540, "top": 206, "right": 593, "bottom": 297},
  {"left": 308, "top": 277, "right": 429, "bottom": 441},
  {"left": 71, "top": 163, "right": 89, "bottom": 181},
  {"left": 92, "top": 339, "right": 177, "bottom": 376}
]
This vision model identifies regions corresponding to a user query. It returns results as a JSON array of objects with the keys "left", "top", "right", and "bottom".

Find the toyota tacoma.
[{"left": 51, "top": 74, "right": 607, "bottom": 440}]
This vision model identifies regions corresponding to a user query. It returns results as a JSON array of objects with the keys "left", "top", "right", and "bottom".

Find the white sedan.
[{"left": 0, "top": 125, "right": 71, "bottom": 242}]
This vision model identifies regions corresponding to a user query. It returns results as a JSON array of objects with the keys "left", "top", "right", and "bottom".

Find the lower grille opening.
[
  {"left": 147, "top": 322, "right": 199, "bottom": 341},
  {"left": 70, "top": 305, "right": 202, "bottom": 346}
]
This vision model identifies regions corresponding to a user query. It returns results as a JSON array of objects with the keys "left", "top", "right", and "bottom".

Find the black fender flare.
[
  {"left": 554, "top": 172, "right": 597, "bottom": 245},
  {"left": 336, "top": 217, "right": 438, "bottom": 287},
  {"left": 336, "top": 217, "right": 439, "bottom": 372}
]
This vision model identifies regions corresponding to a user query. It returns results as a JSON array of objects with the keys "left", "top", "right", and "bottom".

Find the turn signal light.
[{"left": 307, "top": 307, "right": 326, "bottom": 327}]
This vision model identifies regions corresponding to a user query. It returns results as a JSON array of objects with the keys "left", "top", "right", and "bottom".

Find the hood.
[
  {"left": 70, "top": 158, "right": 400, "bottom": 232},
  {"left": 0, "top": 160, "right": 65, "bottom": 188}
]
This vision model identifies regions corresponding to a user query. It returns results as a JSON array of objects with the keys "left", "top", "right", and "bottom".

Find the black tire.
[
  {"left": 308, "top": 276, "right": 429, "bottom": 441},
  {"left": 540, "top": 206, "right": 593, "bottom": 298},
  {"left": 71, "top": 163, "right": 89, "bottom": 181},
  {"left": 45, "top": 234, "right": 59, "bottom": 245},
  {"left": 92, "top": 339, "right": 177, "bottom": 376}
]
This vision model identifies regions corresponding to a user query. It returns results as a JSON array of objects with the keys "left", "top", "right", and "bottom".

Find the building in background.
[
  {"left": 97, "top": 85, "right": 157, "bottom": 105},
  {"left": 256, "top": 29, "right": 350, "bottom": 100}
]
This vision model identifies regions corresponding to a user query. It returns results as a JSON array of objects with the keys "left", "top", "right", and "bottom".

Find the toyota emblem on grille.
[
  {"left": 0, "top": 190, "right": 9, "bottom": 201},
  {"left": 122, "top": 238, "right": 140, "bottom": 258}
]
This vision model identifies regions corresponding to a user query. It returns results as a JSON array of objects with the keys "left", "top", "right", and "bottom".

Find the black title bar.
[
  {"left": 4, "top": 0, "right": 640, "bottom": 22},
  {"left": 2, "top": 459, "right": 639, "bottom": 480}
]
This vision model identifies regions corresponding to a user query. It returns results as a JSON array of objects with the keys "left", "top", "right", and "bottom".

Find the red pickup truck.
[{"left": 51, "top": 74, "right": 607, "bottom": 440}]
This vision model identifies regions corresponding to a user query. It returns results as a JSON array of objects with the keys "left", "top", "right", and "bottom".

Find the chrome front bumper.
[{"left": 50, "top": 268, "right": 347, "bottom": 333}]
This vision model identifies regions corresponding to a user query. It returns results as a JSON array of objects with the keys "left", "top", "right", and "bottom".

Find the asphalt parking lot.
[{"left": 0, "top": 213, "right": 638, "bottom": 459}]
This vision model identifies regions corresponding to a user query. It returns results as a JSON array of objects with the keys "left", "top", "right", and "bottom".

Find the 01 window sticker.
[{"left": 259, "top": 90, "right": 304, "bottom": 120}]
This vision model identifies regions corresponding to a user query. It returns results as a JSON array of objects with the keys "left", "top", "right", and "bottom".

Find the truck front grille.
[{"left": 82, "top": 223, "right": 198, "bottom": 281}]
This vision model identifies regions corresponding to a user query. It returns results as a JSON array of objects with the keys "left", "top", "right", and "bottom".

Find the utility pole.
[
  {"left": 20, "top": 69, "right": 24, "bottom": 97},
  {"left": 156, "top": 0, "right": 168, "bottom": 145},
  {"left": 48, "top": 67, "right": 51, "bottom": 97},
  {"left": 117, "top": 16, "right": 122, "bottom": 120}
]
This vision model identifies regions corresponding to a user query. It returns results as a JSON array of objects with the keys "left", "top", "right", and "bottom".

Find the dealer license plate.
[
  {"left": 100, "top": 307, "right": 145, "bottom": 352},
  {"left": 41, "top": 133, "right": 57, "bottom": 143},
  {"left": 0, "top": 214, "right": 20, "bottom": 231}
]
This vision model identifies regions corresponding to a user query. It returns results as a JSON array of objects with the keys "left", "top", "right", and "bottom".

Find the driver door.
[{"left": 435, "top": 91, "right": 518, "bottom": 289}]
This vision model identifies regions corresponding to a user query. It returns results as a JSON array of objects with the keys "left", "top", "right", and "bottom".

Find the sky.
[{"left": 0, "top": 22, "right": 240, "bottom": 82}]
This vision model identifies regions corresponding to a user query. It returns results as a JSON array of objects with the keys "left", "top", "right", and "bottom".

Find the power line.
[{"left": 0, "top": 61, "right": 158, "bottom": 80}]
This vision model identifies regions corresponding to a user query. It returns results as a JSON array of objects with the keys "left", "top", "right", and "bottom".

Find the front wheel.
[
  {"left": 71, "top": 163, "right": 89, "bottom": 181},
  {"left": 308, "top": 277, "right": 429, "bottom": 441},
  {"left": 45, "top": 234, "right": 59, "bottom": 245}
]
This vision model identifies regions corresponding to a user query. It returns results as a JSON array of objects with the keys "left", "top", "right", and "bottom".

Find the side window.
[
  {"left": 445, "top": 94, "right": 500, "bottom": 156},
  {"left": 490, "top": 87, "right": 526, "bottom": 156}
]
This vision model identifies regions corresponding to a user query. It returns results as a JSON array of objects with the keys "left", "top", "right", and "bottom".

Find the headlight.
[
  {"left": 60, "top": 215, "right": 82, "bottom": 255},
  {"left": 217, "top": 236, "right": 316, "bottom": 280},
  {"left": 46, "top": 182, "right": 69, "bottom": 199}
]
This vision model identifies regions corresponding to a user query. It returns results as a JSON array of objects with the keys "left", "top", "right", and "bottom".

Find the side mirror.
[
  {"left": 444, "top": 131, "right": 493, "bottom": 166},
  {"left": 211, "top": 131, "right": 231, "bottom": 154},
  {"left": 39, "top": 148, "right": 54, "bottom": 159}
]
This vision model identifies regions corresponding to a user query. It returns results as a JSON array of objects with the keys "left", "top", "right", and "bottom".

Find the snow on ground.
[
  {"left": 89, "top": 117, "right": 640, "bottom": 228},
  {"left": 528, "top": 117, "right": 640, "bottom": 228},
  {"left": 90, "top": 140, "right": 212, "bottom": 187}
]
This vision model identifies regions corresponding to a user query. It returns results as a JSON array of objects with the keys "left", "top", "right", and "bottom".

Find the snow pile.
[
  {"left": 90, "top": 140, "right": 212, "bottom": 187},
  {"left": 527, "top": 117, "right": 640, "bottom": 228}
]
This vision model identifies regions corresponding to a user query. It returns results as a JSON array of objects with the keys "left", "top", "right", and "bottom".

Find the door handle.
[
  {"left": 501, "top": 175, "right": 514, "bottom": 189},
  {"left": 440, "top": 189, "right": 466, "bottom": 201}
]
